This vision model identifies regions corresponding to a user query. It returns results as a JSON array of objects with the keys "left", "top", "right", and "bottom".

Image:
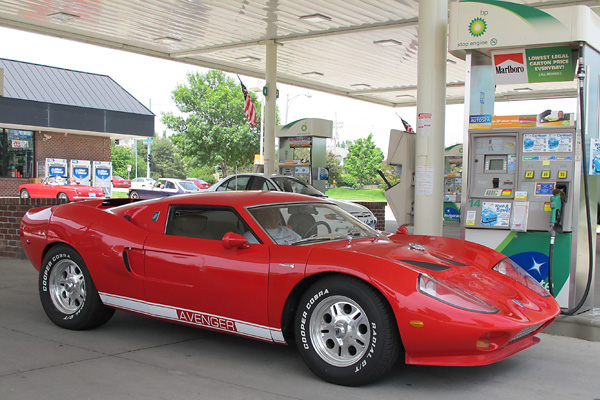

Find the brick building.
[{"left": 0, "top": 58, "right": 153, "bottom": 196}]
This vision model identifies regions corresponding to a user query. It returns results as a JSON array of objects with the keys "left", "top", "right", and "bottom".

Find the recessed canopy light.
[
  {"left": 373, "top": 39, "right": 403, "bottom": 47},
  {"left": 302, "top": 71, "right": 324, "bottom": 77},
  {"left": 514, "top": 87, "right": 533, "bottom": 92},
  {"left": 47, "top": 12, "right": 80, "bottom": 23},
  {"left": 396, "top": 94, "right": 414, "bottom": 98},
  {"left": 299, "top": 13, "right": 332, "bottom": 23},
  {"left": 351, "top": 83, "right": 371, "bottom": 90},
  {"left": 236, "top": 56, "right": 261, "bottom": 62},
  {"left": 154, "top": 36, "right": 181, "bottom": 45},
  {"left": 447, "top": 58, "right": 457, "bottom": 64}
]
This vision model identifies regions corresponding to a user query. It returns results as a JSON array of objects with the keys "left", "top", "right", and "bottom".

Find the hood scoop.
[
  {"left": 397, "top": 244, "right": 468, "bottom": 272},
  {"left": 397, "top": 259, "right": 450, "bottom": 272}
]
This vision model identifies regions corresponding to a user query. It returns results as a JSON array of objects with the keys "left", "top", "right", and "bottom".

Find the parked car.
[
  {"left": 18, "top": 176, "right": 106, "bottom": 202},
  {"left": 186, "top": 177, "right": 211, "bottom": 189},
  {"left": 210, "top": 173, "right": 377, "bottom": 227},
  {"left": 111, "top": 176, "right": 131, "bottom": 188},
  {"left": 128, "top": 178, "right": 199, "bottom": 199},
  {"left": 20, "top": 191, "right": 559, "bottom": 386},
  {"left": 130, "top": 177, "right": 156, "bottom": 189}
]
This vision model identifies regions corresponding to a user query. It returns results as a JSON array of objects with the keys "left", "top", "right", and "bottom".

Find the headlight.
[
  {"left": 493, "top": 258, "right": 550, "bottom": 297},
  {"left": 418, "top": 274, "right": 498, "bottom": 313}
]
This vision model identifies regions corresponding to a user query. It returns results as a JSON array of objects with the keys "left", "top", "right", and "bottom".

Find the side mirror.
[{"left": 222, "top": 232, "right": 250, "bottom": 249}]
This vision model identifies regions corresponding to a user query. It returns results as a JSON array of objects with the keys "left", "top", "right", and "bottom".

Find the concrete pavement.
[{"left": 2, "top": 255, "right": 600, "bottom": 399}]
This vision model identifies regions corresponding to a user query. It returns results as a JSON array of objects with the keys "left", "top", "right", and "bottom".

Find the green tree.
[
  {"left": 161, "top": 70, "right": 261, "bottom": 177},
  {"left": 110, "top": 143, "right": 136, "bottom": 179},
  {"left": 148, "top": 134, "right": 186, "bottom": 179},
  {"left": 326, "top": 151, "right": 343, "bottom": 187},
  {"left": 344, "top": 134, "right": 384, "bottom": 188}
]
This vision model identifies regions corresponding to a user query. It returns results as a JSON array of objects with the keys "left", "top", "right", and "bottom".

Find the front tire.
[
  {"left": 294, "top": 275, "right": 400, "bottom": 386},
  {"left": 57, "top": 192, "right": 70, "bottom": 202},
  {"left": 39, "top": 245, "right": 114, "bottom": 330}
]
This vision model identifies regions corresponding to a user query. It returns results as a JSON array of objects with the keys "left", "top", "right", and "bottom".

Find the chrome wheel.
[
  {"left": 309, "top": 295, "right": 370, "bottom": 367},
  {"left": 129, "top": 191, "right": 139, "bottom": 199},
  {"left": 20, "top": 189, "right": 30, "bottom": 199},
  {"left": 48, "top": 259, "right": 86, "bottom": 314},
  {"left": 58, "top": 192, "right": 69, "bottom": 201}
]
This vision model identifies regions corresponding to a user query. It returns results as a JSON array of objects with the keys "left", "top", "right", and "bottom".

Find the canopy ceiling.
[{"left": 1, "top": 0, "right": 598, "bottom": 107}]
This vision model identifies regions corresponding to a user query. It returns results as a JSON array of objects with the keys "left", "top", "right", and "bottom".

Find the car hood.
[
  {"left": 326, "top": 197, "right": 370, "bottom": 213},
  {"left": 312, "top": 235, "right": 557, "bottom": 320}
]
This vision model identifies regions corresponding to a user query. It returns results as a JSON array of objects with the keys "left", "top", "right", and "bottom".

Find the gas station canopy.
[{"left": 0, "top": 0, "right": 595, "bottom": 107}]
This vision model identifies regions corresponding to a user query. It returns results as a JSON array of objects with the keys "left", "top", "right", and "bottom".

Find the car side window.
[
  {"left": 248, "top": 176, "right": 272, "bottom": 191},
  {"left": 165, "top": 206, "right": 250, "bottom": 241},
  {"left": 165, "top": 181, "right": 175, "bottom": 189},
  {"left": 221, "top": 176, "right": 250, "bottom": 191}
]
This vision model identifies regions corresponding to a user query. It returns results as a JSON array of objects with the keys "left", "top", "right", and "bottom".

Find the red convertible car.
[
  {"left": 19, "top": 176, "right": 106, "bottom": 201},
  {"left": 20, "top": 192, "right": 559, "bottom": 386}
]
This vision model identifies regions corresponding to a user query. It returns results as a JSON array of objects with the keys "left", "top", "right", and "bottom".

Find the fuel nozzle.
[{"left": 550, "top": 188, "right": 566, "bottom": 232}]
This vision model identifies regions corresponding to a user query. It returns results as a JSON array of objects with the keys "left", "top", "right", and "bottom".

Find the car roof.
[{"left": 126, "top": 191, "right": 329, "bottom": 208}]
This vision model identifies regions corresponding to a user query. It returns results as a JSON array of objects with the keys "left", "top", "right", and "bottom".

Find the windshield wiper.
[{"left": 291, "top": 234, "right": 351, "bottom": 245}]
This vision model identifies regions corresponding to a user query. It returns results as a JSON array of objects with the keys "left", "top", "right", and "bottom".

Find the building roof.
[{"left": 0, "top": 58, "right": 154, "bottom": 137}]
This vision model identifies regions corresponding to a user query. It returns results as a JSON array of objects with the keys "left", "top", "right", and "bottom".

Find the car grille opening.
[{"left": 509, "top": 322, "right": 546, "bottom": 343}]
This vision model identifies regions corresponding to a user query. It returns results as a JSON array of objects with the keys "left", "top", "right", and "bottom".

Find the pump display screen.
[{"left": 488, "top": 158, "right": 505, "bottom": 171}]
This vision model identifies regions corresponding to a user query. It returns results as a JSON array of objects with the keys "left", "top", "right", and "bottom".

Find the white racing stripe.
[{"left": 99, "top": 292, "right": 286, "bottom": 343}]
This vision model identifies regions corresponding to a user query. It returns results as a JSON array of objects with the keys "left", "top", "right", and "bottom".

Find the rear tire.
[
  {"left": 20, "top": 189, "right": 30, "bottom": 199},
  {"left": 294, "top": 275, "right": 400, "bottom": 386},
  {"left": 39, "top": 245, "right": 114, "bottom": 330},
  {"left": 129, "top": 191, "right": 140, "bottom": 199}
]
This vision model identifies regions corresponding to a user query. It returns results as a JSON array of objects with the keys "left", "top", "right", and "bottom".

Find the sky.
[{"left": 0, "top": 26, "right": 577, "bottom": 156}]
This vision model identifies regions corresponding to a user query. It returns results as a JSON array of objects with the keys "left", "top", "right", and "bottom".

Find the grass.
[
  {"left": 111, "top": 190, "right": 128, "bottom": 198},
  {"left": 325, "top": 187, "right": 386, "bottom": 202}
]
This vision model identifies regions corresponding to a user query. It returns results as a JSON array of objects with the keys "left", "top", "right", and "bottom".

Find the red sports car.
[
  {"left": 19, "top": 176, "right": 106, "bottom": 202},
  {"left": 19, "top": 192, "right": 559, "bottom": 386},
  {"left": 112, "top": 176, "right": 131, "bottom": 188}
]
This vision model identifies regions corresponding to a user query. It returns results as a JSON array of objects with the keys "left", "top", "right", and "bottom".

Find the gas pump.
[
  {"left": 449, "top": 2, "right": 599, "bottom": 313},
  {"left": 385, "top": 129, "right": 416, "bottom": 226},
  {"left": 276, "top": 118, "right": 332, "bottom": 193},
  {"left": 69, "top": 160, "right": 91, "bottom": 185},
  {"left": 93, "top": 161, "right": 112, "bottom": 198},
  {"left": 463, "top": 125, "right": 578, "bottom": 308},
  {"left": 45, "top": 158, "right": 67, "bottom": 179}
]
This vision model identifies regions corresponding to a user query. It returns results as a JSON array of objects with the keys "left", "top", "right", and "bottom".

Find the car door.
[{"left": 143, "top": 205, "right": 272, "bottom": 339}]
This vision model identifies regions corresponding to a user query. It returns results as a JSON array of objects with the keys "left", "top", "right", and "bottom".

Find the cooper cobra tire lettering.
[
  {"left": 293, "top": 276, "right": 401, "bottom": 386},
  {"left": 39, "top": 245, "right": 114, "bottom": 330}
]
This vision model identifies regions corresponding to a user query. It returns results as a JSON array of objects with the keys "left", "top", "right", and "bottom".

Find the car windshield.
[
  {"left": 271, "top": 176, "right": 325, "bottom": 197},
  {"left": 44, "top": 177, "right": 69, "bottom": 186},
  {"left": 245, "top": 202, "right": 380, "bottom": 245},
  {"left": 179, "top": 181, "right": 200, "bottom": 191}
]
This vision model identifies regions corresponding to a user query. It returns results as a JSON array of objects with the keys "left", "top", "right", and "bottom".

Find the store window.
[{"left": 1, "top": 129, "right": 34, "bottom": 178}]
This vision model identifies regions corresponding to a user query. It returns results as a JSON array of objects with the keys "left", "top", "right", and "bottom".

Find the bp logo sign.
[{"left": 468, "top": 17, "right": 487, "bottom": 37}]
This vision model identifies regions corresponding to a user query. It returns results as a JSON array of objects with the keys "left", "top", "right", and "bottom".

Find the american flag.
[
  {"left": 400, "top": 116, "right": 414, "bottom": 133},
  {"left": 239, "top": 77, "right": 257, "bottom": 126}
]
